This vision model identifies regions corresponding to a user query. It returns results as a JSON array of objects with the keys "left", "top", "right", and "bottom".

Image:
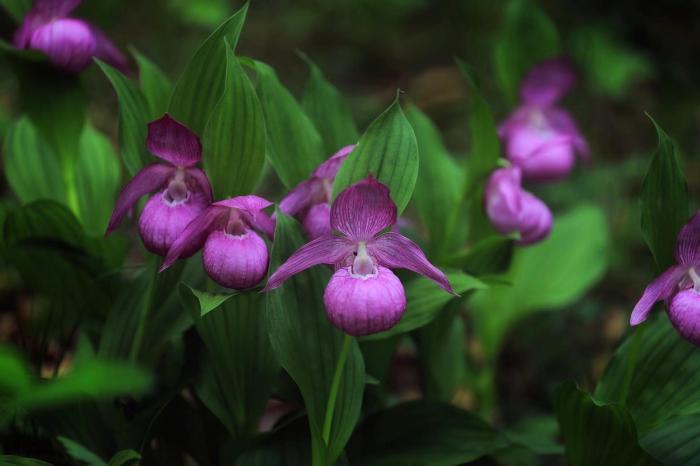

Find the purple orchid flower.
[
  {"left": 631, "top": 212, "right": 700, "bottom": 345},
  {"left": 265, "top": 176, "right": 454, "bottom": 336},
  {"left": 13, "top": 0, "right": 128, "bottom": 72},
  {"left": 279, "top": 144, "right": 355, "bottom": 240},
  {"left": 485, "top": 166, "right": 552, "bottom": 245},
  {"left": 160, "top": 196, "right": 275, "bottom": 290},
  {"left": 106, "top": 114, "right": 213, "bottom": 256},
  {"left": 498, "top": 57, "right": 588, "bottom": 183}
]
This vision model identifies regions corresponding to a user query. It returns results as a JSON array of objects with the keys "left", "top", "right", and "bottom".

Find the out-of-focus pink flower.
[
  {"left": 265, "top": 176, "right": 453, "bottom": 336},
  {"left": 484, "top": 167, "right": 552, "bottom": 245},
  {"left": 13, "top": 0, "right": 128, "bottom": 72}
]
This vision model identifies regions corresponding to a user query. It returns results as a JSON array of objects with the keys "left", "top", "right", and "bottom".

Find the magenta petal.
[
  {"left": 160, "top": 206, "right": 229, "bottom": 271},
  {"left": 29, "top": 18, "right": 96, "bottom": 72},
  {"left": 675, "top": 212, "right": 700, "bottom": 266},
  {"left": 330, "top": 177, "right": 397, "bottom": 242},
  {"left": 203, "top": 229, "right": 269, "bottom": 289},
  {"left": 214, "top": 195, "right": 274, "bottom": 238},
  {"left": 668, "top": 289, "right": 700, "bottom": 345},
  {"left": 630, "top": 265, "right": 686, "bottom": 325},
  {"left": 185, "top": 167, "right": 213, "bottom": 203},
  {"left": 518, "top": 135, "right": 576, "bottom": 183},
  {"left": 369, "top": 232, "right": 454, "bottom": 294},
  {"left": 546, "top": 108, "right": 589, "bottom": 159},
  {"left": 35, "top": 0, "right": 81, "bottom": 17},
  {"left": 516, "top": 191, "right": 553, "bottom": 245},
  {"left": 90, "top": 25, "right": 128, "bottom": 73},
  {"left": 106, "top": 163, "right": 175, "bottom": 234},
  {"left": 264, "top": 236, "right": 354, "bottom": 291},
  {"left": 485, "top": 167, "right": 523, "bottom": 232},
  {"left": 302, "top": 203, "right": 331, "bottom": 240},
  {"left": 279, "top": 179, "right": 317, "bottom": 216},
  {"left": 323, "top": 266, "right": 407, "bottom": 336},
  {"left": 146, "top": 114, "right": 202, "bottom": 167},
  {"left": 313, "top": 144, "right": 355, "bottom": 179},
  {"left": 520, "top": 57, "right": 576, "bottom": 106}
]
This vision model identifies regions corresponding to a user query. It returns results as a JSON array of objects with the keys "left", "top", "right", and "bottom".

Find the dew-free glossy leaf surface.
[{"left": 132, "top": 49, "right": 173, "bottom": 118}]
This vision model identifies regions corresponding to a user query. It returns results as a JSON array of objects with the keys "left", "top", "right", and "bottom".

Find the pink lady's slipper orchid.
[
  {"left": 13, "top": 0, "right": 128, "bottom": 72},
  {"left": 265, "top": 176, "right": 454, "bottom": 336},
  {"left": 485, "top": 166, "right": 552, "bottom": 245},
  {"left": 631, "top": 212, "right": 700, "bottom": 345},
  {"left": 280, "top": 145, "right": 354, "bottom": 239},
  {"left": 498, "top": 58, "right": 588, "bottom": 182},
  {"left": 106, "top": 114, "right": 213, "bottom": 256},
  {"left": 160, "top": 196, "right": 274, "bottom": 290}
]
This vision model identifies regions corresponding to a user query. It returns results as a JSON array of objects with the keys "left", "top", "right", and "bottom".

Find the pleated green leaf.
[
  {"left": 132, "top": 49, "right": 173, "bottom": 118},
  {"left": 640, "top": 413, "right": 700, "bottom": 465},
  {"left": 58, "top": 437, "right": 107, "bottom": 466},
  {"left": 0, "top": 455, "right": 52, "bottom": 466},
  {"left": 301, "top": 54, "right": 358, "bottom": 154},
  {"left": 3, "top": 116, "right": 66, "bottom": 205},
  {"left": 266, "top": 211, "right": 365, "bottom": 465},
  {"left": 553, "top": 382, "right": 660, "bottom": 466},
  {"left": 181, "top": 286, "right": 279, "bottom": 439},
  {"left": 75, "top": 124, "right": 121, "bottom": 235},
  {"left": 0, "top": 0, "right": 30, "bottom": 23},
  {"left": 96, "top": 60, "right": 151, "bottom": 176},
  {"left": 255, "top": 61, "right": 325, "bottom": 188},
  {"left": 169, "top": 4, "right": 248, "bottom": 134},
  {"left": 640, "top": 117, "right": 688, "bottom": 271},
  {"left": 333, "top": 96, "right": 419, "bottom": 215},
  {"left": 203, "top": 42, "right": 266, "bottom": 198}
]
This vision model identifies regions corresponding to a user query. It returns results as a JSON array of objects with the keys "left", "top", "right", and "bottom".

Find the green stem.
[
  {"left": 321, "top": 334, "right": 353, "bottom": 446},
  {"left": 621, "top": 324, "right": 646, "bottom": 403},
  {"left": 129, "top": 257, "right": 159, "bottom": 362}
]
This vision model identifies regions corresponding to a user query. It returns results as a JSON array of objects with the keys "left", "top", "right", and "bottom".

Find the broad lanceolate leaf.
[
  {"left": 203, "top": 43, "right": 266, "bottom": 198},
  {"left": 640, "top": 117, "right": 688, "bottom": 270},
  {"left": 348, "top": 401, "right": 509, "bottom": 466},
  {"left": 266, "top": 211, "right": 365, "bottom": 465},
  {"left": 333, "top": 96, "right": 419, "bottom": 215},
  {"left": 452, "top": 234, "right": 516, "bottom": 276},
  {"left": 493, "top": 0, "right": 560, "bottom": 104},
  {"left": 640, "top": 413, "right": 700, "bottom": 465},
  {"left": 132, "top": 49, "right": 173, "bottom": 118},
  {"left": 595, "top": 314, "right": 700, "bottom": 432},
  {"left": 0, "top": 456, "right": 52, "bottom": 466},
  {"left": 363, "top": 271, "right": 485, "bottom": 340},
  {"left": 470, "top": 205, "right": 609, "bottom": 358},
  {"left": 181, "top": 285, "right": 278, "bottom": 439},
  {"left": 0, "top": 0, "right": 30, "bottom": 23},
  {"left": 75, "top": 124, "right": 121, "bottom": 235},
  {"left": 97, "top": 60, "right": 152, "bottom": 176},
  {"left": 58, "top": 436, "right": 108, "bottom": 466},
  {"left": 553, "top": 382, "right": 660, "bottom": 466},
  {"left": 405, "top": 104, "right": 464, "bottom": 255},
  {"left": 301, "top": 55, "right": 358, "bottom": 154},
  {"left": 254, "top": 61, "right": 324, "bottom": 188},
  {"left": 3, "top": 116, "right": 66, "bottom": 205},
  {"left": 169, "top": 4, "right": 248, "bottom": 134}
]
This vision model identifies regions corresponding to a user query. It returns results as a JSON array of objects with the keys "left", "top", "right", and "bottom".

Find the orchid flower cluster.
[
  {"left": 485, "top": 58, "right": 588, "bottom": 245},
  {"left": 106, "top": 116, "right": 452, "bottom": 336}
]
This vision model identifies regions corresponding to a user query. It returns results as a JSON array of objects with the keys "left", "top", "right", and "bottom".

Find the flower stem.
[
  {"left": 129, "top": 257, "right": 160, "bottom": 362},
  {"left": 322, "top": 334, "right": 353, "bottom": 446}
]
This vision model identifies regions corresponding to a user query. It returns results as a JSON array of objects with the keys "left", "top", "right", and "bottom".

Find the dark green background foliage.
[{"left": 0, "top": 0, "right": 698, "bottom": 465}]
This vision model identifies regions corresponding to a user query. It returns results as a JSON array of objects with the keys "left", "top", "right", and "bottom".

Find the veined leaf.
[
  {"left": 0, "top": 456, "right": 53, "bottom": 466},
  {"left": 640, "top": 117, "right": 688, "bottom": 271},
  {"left": 96, "top": 60, "right": 151, "bottom": 176},
  {"left": 641, "top": 413, "right": 700, "bottom": 465},
  {"left": 301, "top": 54, "right": 358, "bottom": 154},
  {"left": 333, "top": 95, "right": 419, "bottom": 215},
  {"left": 169, "top": 3, "right": 248, "bottom": 134},
  {"left": 58, "top": 436, "right": 107, "bottom": 466},
  {"left": 266, "top": 211, "right": 365, "bottom": 465},
  {"left": 132, "top": 48, "right": 173, "bottom": 118},
  {"left": 3, "top": 116, "right": 66, "bottom": 205},
  {"left": 254, "top": 61, "right": 325, "bottom": 188},
  {"left": 203, "top": 42, "right": 266, "bottom": 198}
]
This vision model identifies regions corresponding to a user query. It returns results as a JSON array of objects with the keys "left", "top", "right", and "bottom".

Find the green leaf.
[
  {"left": 405, "top": 104, "right": 464, "bottom": 252},
  {"left": 203, "top": 42, "right": 266, "bottom": 198},
  {"left": 470, "top": 205, "right": 609, "bottom": 358},
  {"left": 493, "top": 0, "right": 560, "bottom": 104},
  {"left": 58, "top": 436, "right": 108, "bottom": 466},
  {"left": 362, "top": 271, "right": 485, "bottom": 340},
  {"left": 75, "top": 123, "right": 121, "bottom": 235},
  {"left": 453, "top": 234, "right": 516, "bottom": 275},
  {"left": 0, "top": 455, "right": 53, "bottom": 466},
  {"left": 181, "top": 286, "right": 278, "bottom": 438},
  {"left": 3, "top": 116, "right": 66, "bottom": 204},
  {"left": 348, "top": 401, "right": 509, "bottom": 465},
  {"left": 0, "top": 0, "right": 31, "bottom": 22},
  {"left": 132, "top": 49, "right": 173, "bottom": 118},
  {"left": 639, "top": 117, "right": 688, "bottom": 270},
  {"left": 169, "top": 4, "right": 248, "bottom": 134},
  {"left": 254, "top": 61, "right": 325, "bottom": 188},
  {"left": 107, "top": 450, "right": 140, "bottom": 466},
  {"left": 266, "top": 211, "right": 365, "bottom": 465},
  {"left": 333, "top": 95, "right": 419, "bottom": 215},
  {"left": 595, "top": 315, "right": 700, "bottom": 432},
  {"left": 96, "top": 60, "right": 151, "bottom": 177},
  {"left": 553, "top": 382, "right": 660, "bottom": 466},
  {"left": 0, "top": 345, "right": 32, "bottom": 396},
  {"left": 640, "top": 413, "right": 700, "bottom": 465},
  {"left": 301, "top": 54, "right": 358, "bottom": 154}
]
